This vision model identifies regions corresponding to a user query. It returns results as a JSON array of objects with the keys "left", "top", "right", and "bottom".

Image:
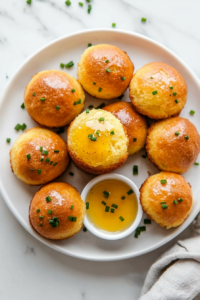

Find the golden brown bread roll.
[
  {"left": 129, "top": 62, "right": 187, "bottom": 119},
  {"left": 103, "top": 102, "right": 148, "bottom": 155},
  {"left": 146, "top": 117, "right": 200, "bottom": 174},
  {"left": 140, "top": 172, "right": 193, "bottom": 229},
  {"left": 77, "top": 44, "right": 134, "bottom": 99},
  {"left": 10, "top": 128, "right": 69, "bottom": 185},
  {"left": 24, "top": 70, "right": 85, "bottom": 127},
  {"left": 67, "top": 109, "right": 129, "bottom": 174},
  {"left": 29, "top": 182, "right": 85, "bottom": 240}
]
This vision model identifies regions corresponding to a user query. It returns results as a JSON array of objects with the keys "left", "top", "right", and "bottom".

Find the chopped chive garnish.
[
  {"left": 42, "top": 150, "right": 48, "bottom": 155},
  {"left": 160, "top": 202, "right": 167, "bottom": 204},
  {"left": 88, "top": 134, "right": 93, "bottom": 139},
  {"left": 161, "top": 204, "right": 168, "bottom": 209},
  {"left": 6, "top": 138, "right": 11, "bottom": 143},
  {"left": 106, "top": 68, "right": 111, "bottom": 73},
  {"left": 88, "top": 43, "right": 92, "bottom": 47},
  {"left": 36, "top": 209, "right": 40, "bottom": 213},
  {"left": 65, "top": 61, "right": 74, "bottom": 68},
  {"left": 86, "top": 202, "right": 89, "bottom": 209},
  {"left": 32, "top": 93, "right": 36, "bottom": 96},
  {"left": 68, "top": 216, "right": 72, "bottom": 221},
  {"left": 49, "top": 217, "right": 59, "bottom": 227},
  {"left": 173, "top": 92, "right": 177, "bottom": 96},
  {"left": 72, "top": 217, "right": 77, "bottom": 222},
  {"left": 112, "top": 23, "right": 116, "bottom": 27},
  {"left": 49, "top": 161, "right": 53, "bottom": 165},
  {"left": 98, "top": 87, "right": 102, "bottom": 92},
  {"left": 40, "top": 157, "right": 43, "bottom": 161},
  {"left": 144, "top": 219, "right": 151, "bottom": 224},
  {"left": 119, "top": 216, "right": 124, "bottom": 221},
  {"left": 133, "top": 165, "right": 138, "bottom": 175},
  {"left": 152, "top": 90, "right": 158, "bottom": 95},
  {"left": 21, "top": 123, "right": 27, "bottom": 131},
  {"left": 175, "top": 99, "right": 179, "bottom": 103},
  {"left": 173, "top": 200, "right": 177, "bottom": 205},
  {"left": 71, "top": 89, "right": 76, "bottom": 92},
  {"left": 134, "top": 232, "right": 139, "bottom": 238},
  {"left": 60, "top": 63, "right": 65, "bottom": 68},
  {"left": 121, "top": 196, "right": 125, "bottom": 200},
  {"left": 37, "top": 169, "right": 42, "bottom": 175},
  {"left": 70, "top": 205, "right": 74, "bottom": 210},
  {"left": 141, "top": 17, "right": 147, "bottom": 22},
  {"left": 185, "top": 135, "right": 189, "bottom": 140},
  {"left": 83, "top": 227, "right": 87, "bottom": 232},
  {"left": 160, "top": 179, "right": 167, "bottom": 184},
  {"left": 169, "top": 86, "right": 173, "bottom": 89},
  {"left": 45, "top": 158, "right": 50, "bottom": 163},
  {"left": 40, "top": 98, "right": 45, "bottom": 101},
  {"left": 15, "top": 123, "right": 21, "bottom": 131},
  {"left": 88, "top": 105, "right": 94, "bottom": 110},
  {"left": 98, "top": 117, "right": 105, "bottom": 121},
  {"left": 111, "top": 208, "right": 115, "bottom": 213},
  {"left": 79, "top": 2, "right": 83, "bottom": 6},
  {"left": 30, "top": 168, "right": 35, "bottom": 171},
  {"left": 150, "top": 77, "right": 154, "bottom": 79},
  {"left": 86, "top": 109, "right": 90, "bottom": 114},
  {"left": 65, "top": 0, "right": 71, "bottom": 6},
  {"left": 194, "top": 162, "right": 199, "bottom": 165},
  {"left": 39, "top": 216, "right": 43, "bottom": 219},
  {"left": 96, "top": 103, "right": 105, "bottom": 109},
  {"left": 46, "top": 196, "right": 51, "bottom": 203},
  {"left": 95, "top": 130, "right": 100, "bottom": 136},
  {"left": 54, "top": 150, "right": 59, "bottom": 153},
  {"left": 21, "top": 103, "right": 25, "bottom": 109},
  {"left": 55, "top": 105, "right": 60, "bottom": 110},
  {"left": 127, "top": 189, "right": 133, "bottom": 195},
  {"left": 111, "top": 204, "right": 118, "bottom": 209},
  {"left": 175, "top": 132, "right": 180, "bottom": 136},
  {"left": 105, "top": 206, "right": 110, "bottom": 212},
  {"left": 40, "top": 146, "right": 43, "bottom": 151},
  {"left": 138, "top": 226, "right": 146, "bottom": 232},
  {"left": 190, "top": 110, "right": 195, "bottom": 115},
  {"left": 88, "top": 4, "right": 92, "bottom": 13},
  {"left": 101, "top": 201, "right": 106, "bottom": 206},
  {"left": 91, "top": 136, "right": 97, "bottom": 141},
  {"left": 178, "top": 198, "right": 183, "bottom": 202},
  {"left": 103, "top": 191, "right": 110, "bottom": 198},
  {"left": 69, "top": 171, "right": 74, "bottom": 176},
  {"left": 53, "top": 162, "right": 57, "bottom": 166},
  {"left": 93, "top": 82, "right": 96, "bottom": 85},
  {"left": 74, "top": 99, "right": 81, "bottom": 105},
  {"left": 110, "top": 131, "right": 115, "bottom": 135},
  {"left": 26, "top": 153, "right": 31, "bottom": 160},
  {"left": 105, "top": 59, "right": 109, "bottom": 63},
  {"left": 133, "top": 137, "right": 137, "bottom": 142},
  {"left": 48, "top": 210, "right": 52, "bottom": 214},
  {"left": 121, "top": 76, "right": 126, "bottom": 81},
  {"left": 27, "top": 0, "right": 31, "bottom": 4},
  {"left": 39, "top": 223, "right": 43, "bottom": 226}
]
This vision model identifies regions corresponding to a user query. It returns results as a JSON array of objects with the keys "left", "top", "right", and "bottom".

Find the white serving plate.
[{"left": 0, "top": 29, "right": 200, "bottom": 261}]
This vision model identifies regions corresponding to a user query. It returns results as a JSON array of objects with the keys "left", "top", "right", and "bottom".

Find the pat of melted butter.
[{"left": 86, "top": 179, "right": 138, "bottom": 233}]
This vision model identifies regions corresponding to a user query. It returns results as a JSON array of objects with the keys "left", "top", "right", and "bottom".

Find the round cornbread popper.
[
  {"left": 24, "top": 70, "right": 85, "bottom": 127},
  {"left": 103, "top": 102, "right": 148, "bottom": 155},
  {"left": 129, "top": 62, "right": 187, "bottom": 119},
  {"left": 67, "top": 109, "right": 129, "bottom": 175},
  {"left": 140, "top": 172, "right": 193, "bottom": 229},
  {"left": 10, "top": 128, "right": 69, "bottom": 185},
  {"left": 29, "top": 182, "right": 86, "bottom": 240},
  {"left": 77, "top": 44, "right": 134, "bottom": 99},
  {"left": 146, "top": 117, "right": 200, "bottom": 174}
]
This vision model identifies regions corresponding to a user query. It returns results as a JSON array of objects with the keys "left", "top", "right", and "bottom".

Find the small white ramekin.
[{"left": 81, "top": 173, "right": 143, "bottom": 240}]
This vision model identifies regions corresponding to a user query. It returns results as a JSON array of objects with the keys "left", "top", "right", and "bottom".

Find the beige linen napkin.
[{"left": 139, "top": 213, "right": 200, "bottom": 300}]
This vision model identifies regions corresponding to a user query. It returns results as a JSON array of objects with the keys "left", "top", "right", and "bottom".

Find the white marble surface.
[{"left": 0, "top": 0, "right": 200, "bottom": 299}]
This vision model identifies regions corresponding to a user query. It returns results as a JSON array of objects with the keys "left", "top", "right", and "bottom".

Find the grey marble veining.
[{"left": 0, "top": 0, "right": 200, "bottom": 299}]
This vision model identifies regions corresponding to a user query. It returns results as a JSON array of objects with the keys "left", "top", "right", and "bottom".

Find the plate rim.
[{"left": 1, "top": 28, "right": 200, "bottom": 261}]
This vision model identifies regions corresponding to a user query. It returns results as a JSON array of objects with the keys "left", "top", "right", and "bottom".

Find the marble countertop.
[{"left": 0, "top": 0, "right": 200, "bottom": 299}]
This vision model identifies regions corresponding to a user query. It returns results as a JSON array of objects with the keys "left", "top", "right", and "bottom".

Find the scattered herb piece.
[
  {"left": 121, "top": 196, "right": 125, "bottom": 200},
  {"left": 65, "top": 0, "right": 71, "bottom": 6},
  {"left": 45, "top": 158, "right": 50, "bottom": 163},
  {"left": 95, "top": 130, "right": 100, "bottom": 136},
  {"left": 70, "top": 205, "right": 74, "bottom": 210},
  {"left": 103, "top": 191, "right": 110, "bottom": 198},
  {"left": 133, "top": 137, "right": 137, "bottom": 142},
  {"left": 74, "top": 99, "right": 81, "bottom": 105},
  {"left": 40, "top": 158, "right": 44, "bottom": 162},
  {"left": 112, "top": 23, "right": 116, "bottom": 27},
  {"left": 152, "top": 90, "right": 158, "bottom": 95},
  {"left": 111, "top": 208, "right": 115, "bottom": 213},
  {"left": 37, "top": 169, "right": 42, "bottom": 174},
  {"left": 86, "top": 202, "right": 89, "bottom": 209},
  {"left": 178, "top": 198, "right": 183, "bottom": 202},
  {"left": 49, "top": 161, "right": 53, "bottom": 165},
  {"left": 49, "top": 217, "right": 59, "bottom": 227},
  {"left": 32, "top": 93, "right": 36, "bottom": 96},
  {"left": 93, "top": 82, "right": 96, "bottom": 85},
  {"left": 110, "top": 131, "right": 115, "bottom": 135},
  {"left": 79, "top": 2, "right": 83, "bottom": 6},
  {"left": 46, "top": 196, "right": 51, "bottom": 203},
  {"left": 169, "top": 86, "right": 173, "bottom": 89},
  {"left": 55, "top": 105, "right": 60, "bottom": 110},
  {"left": 194, "top": 162, "right": 199, "bottom": 165},
  {"left": 71, "top": 89, "right": 76, "bottom": 92},
  {"left": 150, "top": 77, "right": 154, "bottom": 79},
  {"left": 98, "top": 117, "right": 105, "bottom": 121},
  {"left": 141, "top": 17, "right": 147, "bottom": 22},
  {"left": 40, "top": 98, "right": 45, "bottom": 101},
  {"left": 101, "top": 201, "right": 106, "bottom": 206},
  {"left": 68, "top": 216, "right": 72, "bottom": 221},
  {"left": 48, "top": 210, "right": 52, "bottom": 214},
  {"left": 15, "top": 124, "right": 21, "bottom": 131},
  {"left": 106, "top": 68, "right": 111, "bottom": 73},
  {"left": 60, "top": 63, "right": 65, "bottom": 68},
  {"left": 161, "top": 204, "right": 168, "bottom": 209},
  {"left": 160, "top": 179, "right": 167, "bottom": 184},
  {"left": 127, "top": 189, "right": 133, "bottom": 195},
  {"left": 30, "top": 169, "right": 35, "bottom": 171},
  {"left": 53, "top": 162, "right": 57, "bottom": 166},
  {"left": 27, "top": 0, "right": 31, "bottom": 4},
  {"left": 111, "top": 204, "right": 118, "bottom": 209},
  {"left": 138, "top": 226, "right": 146, "bottom": 232},
  {"left": 39, "top": 216, "right": 43, "bottom": 219},
  {"left": 6, "top": 138, "right": 11, "bottom": 143},
  {"left": 66, "top": 61, "right": 74, "bottom": 68},
  {"left": 175, "top": 99, "right": 179, "bottom": 103},
  {"left": 105, "top": 206, "right": 110, "bottom": 212},
  {"left": 54, "top": 150, "right": 59, "bottom": 153},
  {"left": 185, "top": 135, "right": 189, "bottom": 140},
  {"left": 119, "top": 216, "right": 124, "bottom": 221},
  {"left": 88, "top": 43, "right": 92, "bottom": 47},
  {"left": 36, "top": 209, "right": 40, "bottom": 213},
  {"left": 21, "top": 123, "right": 26, "bottom": 131},
  {"left": 42, "top": 150, "right": 48, "bottom": 155},
  {"left": 133, "top": 165, "right": 138, "bottom": 175},
  {"left": 173, "top": 200, "right": 177, "bottom": 205},
  {"left": 40, "top": 146, "right": 43, "bottom": 151},
  {"left": 26, "top": 153, "right": 31, "bottom": 160},
  {"left": 121, "top": 76, "right": 125, "bottom": 81},
  {"left": 72, "top": 217, "right": 77, "bottom": 222},
  {"left": 190, "top": 110, "right": 195, "bottom": 115},
  {"left": 175, "top": 132, "right": 180, "bottom": 136},
  {"left": 160, "top": 202, "right": 167, "bottom": 204},
  {"left": 88, "top": 4, "right": 92, "bottom": 13},
  {"left": 173, "top": 92, "right": 177, "bottom": 96},
  {"left": 144, "top": 219, "right": 151, "bottom": 224},
  {"left": 86, "top": 109, "right": 90, "bottom": 114},
  {"left": 96, "top": 103, "right": 105, "bottom": 109},
  {"left": 98, "top": 87, "right": 102, "bottom": 92},
  {"left": 21, "top": 103, "right": 25, "bottom": 109},
  {"left": 105, "top": 59, "right": 109, "bottom": 63}
]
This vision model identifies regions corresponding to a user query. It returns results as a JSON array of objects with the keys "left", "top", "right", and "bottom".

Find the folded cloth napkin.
[{"left": 139, "top": 213, "right": 200, "bottom": 300}]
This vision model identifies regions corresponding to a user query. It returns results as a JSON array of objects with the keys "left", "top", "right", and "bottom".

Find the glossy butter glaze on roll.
[
  {"left": 129, "top": 62, "right": 187, "bottom": 119},
  {"left": 29, "top": 182, "right": 86, "bottom": 240},
  {"left": 77, "top": 44, "right": 134, "bottom": 99},
  {"left": 10, "top": 128, "right": 69, "bottom": 185},
  {"left": 146, "top": 117, "right": 200, "bottom": 174},
  {"left": 24, "top": 70, "right": 85, "bottom": 127},
  {"left": 140, "top": 172, "right": 193, "bottom": 229},
  {"left": 103, "top": 102, "right": 148, "bottom": 155},
  {"left": 67, "top": 109, "right": 129, "bottom": 175}
]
